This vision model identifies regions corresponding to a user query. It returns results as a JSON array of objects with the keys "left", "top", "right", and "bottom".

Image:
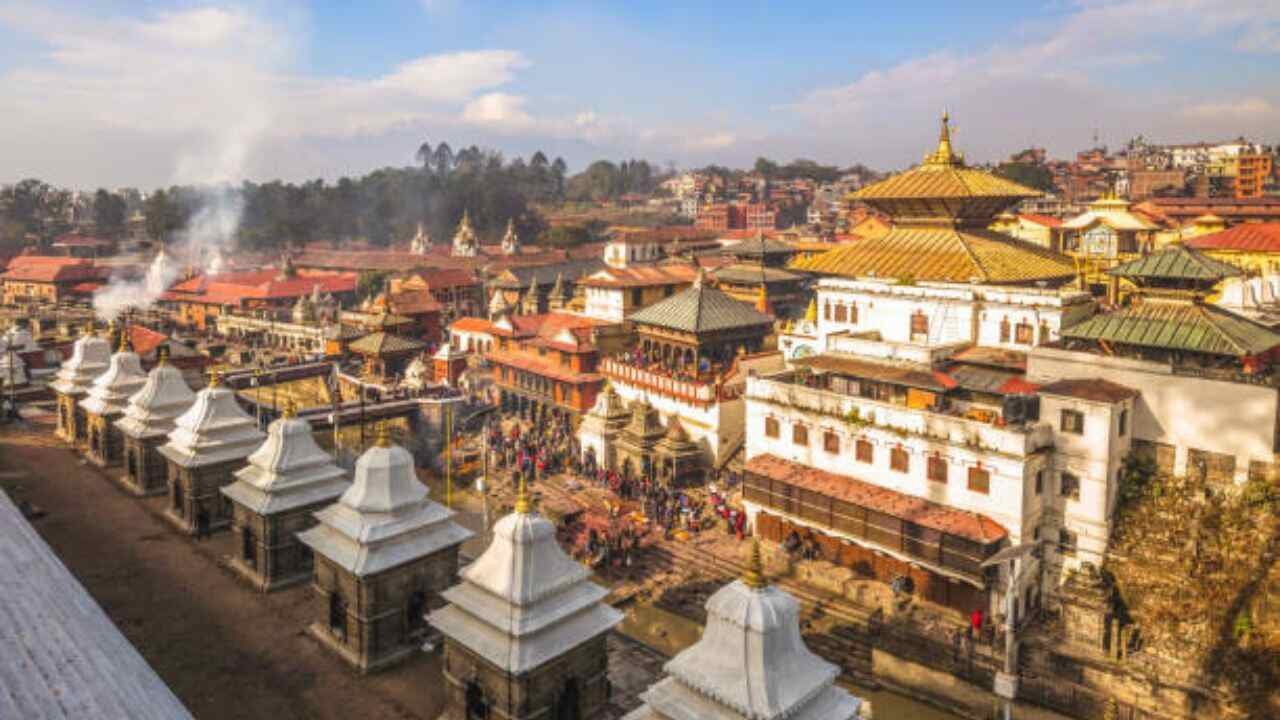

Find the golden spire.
[
  {"left": 742, "top": 538, "right": 766, "bottom": 590},
  {"left": 117, "top": 325, "right": 131, "bottom": 352},
  {"left": 514, "top": 474, "right": 532, "bottom": 514},
  {"left": 157, "top": 344, "right": 170, "bottom": 366},
  {"left": 924, "top": 110, "right": 960, "bottom": 167},
  {"left": 82, "top": 321, "right": 96, "bottom": 337},
  {"left": 755, "top": 284, "right": 771, "bottom": 315},
  {"left": 206, "top": 367, "right": 222, "bottom": 388},
  {"left": 804, "top": 297, "right": 817, "bottom": 323},
  {"left": 282, "top": 398, "right": 297, "bottom": 419},
  {"left": 375, "top": 423, "right": 391, "bottom": 448}
]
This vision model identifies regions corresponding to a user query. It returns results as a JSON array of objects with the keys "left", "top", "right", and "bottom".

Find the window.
[
  {"left": 1035, "top": 469, "right": 1044, "bottom": 495},
  {"left": 999, "top": 317, "right": 1010, "bottom": 342},
  {"left": 824, "top": 302, "right": 832, "bottom": 321},
  {"left": 910, "top": 310, "right": 928, "bottom": 337},
  {"left": 968, "top": 467, "right": 991, "bottom": 494},
  {"left": 1117, "top": 409, "right": 1128, "bottom": 436},
  {"left": 834, "top": 304, "right": 848, "bottom": 322},
  {"left": 631, "top": 288, "right": 643, "bottom": 306},
  {"left": 1061, "top": 472, "right": 1080, "bottom": 501},
  {"left": 1015, "top": 321, "right": 1034, "bottom": 344},
  {"left": 823, "top": 431, "right": 840, "bottom": 454},
  {"left": 1039, "top": 322, "right": 1051, "bottom": 344},
  {"left": 792, "top": 423, "right": 809, "bottom": 446},
  {"left": 927, "top": 456, "right": 947, "bottom": 483},
  {"left": 664, "top": 285, "right": 675, "bottom": 297},
  {"left": 1059, "top": 528, "right": 1078, "bottom": 557},
  {"left": 764, "top": 417, "right": 779, "bottom": 438},
  {"left": 890, "top": 447, "right": 909, "bottom": 473},
  {"left": 1060, "top": 409, "right": 1084, "bottom": 435},
  {"left": 849, "top": 304, "right": 858, "bottom": 324},
  {"left": 856, "top": 439, "right": 873, "bottom": 463}
]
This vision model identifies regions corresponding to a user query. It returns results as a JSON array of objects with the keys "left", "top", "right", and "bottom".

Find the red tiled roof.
[
  {"left": 1, "top": 256, "right": 100, "bottom": 283},
  {"left": 450, "top": 317, "right": 495, "bottom": 333},
  {"left": 1187, "top": 223, "right": 1280, "bottom": 253},
  {"left": 387, "top": 289, "right": 443, "bottom": 315},
  {"left": 404, "top": 268, "right": 479, "bottom": 289},
  {"left": 485, "top": 350, "right": 603, "bottom": 385},
  {"left": 578, "top": 264, "right": 699, "bottom": 288},
  {"left": 997, "top": 376, "right": 1040, "bottom": 395},
  {"left": 746, "top": 454, "right": 1008, "bottom": 544},
  {"left": 52, "top": 233, "right": 114, "bottom": 247},
  {"left": 1019, "top": 213, "right": 1063, "bottom": 228},
  {"left": 160, "top": 268, "right": 356, "bottom": 306},
  {"left": 127, "top": 325, "right": 169, "bottom": 356},
  {"left": 1038, "top": 378, "right": 1138, "bottom": 403},
  {"left": 68, "top": 282, "right": 103, "bottom": 294}
]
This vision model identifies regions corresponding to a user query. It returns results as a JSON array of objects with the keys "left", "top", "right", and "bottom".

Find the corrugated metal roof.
[
  {"left": 627, "top": 279, "right": 774, "bottom": 334},
  {"left": 791, "top": 226, "right": 1075, "bottom": 284},
  {"left": 0, "top": 491, "right": 194, "bottom": 720},
  {"left": 1061, "top": 295, "right": 1280, "bottom": 356},
  {"left": 1107, "top": 244, "right": 1242, "bottom": 282},
  {"left": 1188, "top": 223, "right": 1280, "bottom": 253}
]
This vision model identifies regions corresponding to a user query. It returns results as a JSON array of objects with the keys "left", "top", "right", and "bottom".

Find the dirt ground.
[{"left": 0, "top": 414, "right": 445, "bottom": 720}]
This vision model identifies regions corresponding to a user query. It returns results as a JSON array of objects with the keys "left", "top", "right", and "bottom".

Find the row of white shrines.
[{"left": 46, "top": 327, "right": 870, "bottom": 720}]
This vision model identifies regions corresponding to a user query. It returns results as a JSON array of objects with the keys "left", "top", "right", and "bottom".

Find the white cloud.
[
  {"left": 1182, "top": 97, "right": 1276, "bottom": 120},
  {"left": 461, "top": 92, "right": 534, "bottom": 130}
]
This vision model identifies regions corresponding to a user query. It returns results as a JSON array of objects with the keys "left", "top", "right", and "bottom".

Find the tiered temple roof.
[
  {"left": 793, "top": 114, "right": 1075, "bottom": 285},
  {"left": 158, "top": 374, "right": 265, "bottom": 469},
  {"left": 628, "top": 269, "right": 773, "bottom": 335},
  {"left": 298, "top": 428, "right": 472, "bottom": 576},
  {"left": 624, "top": 542, "right": 863, "bottom": 720},
  {"left": 50, "top": 327, "right": 111, "bottom": 395},
  {"left": 116, "top": 352, "right": 196, "bottom": 440},
  {"left": 80, "top": 336, "right": 147, "bottom": 417},
  {"left": 222, "top": 405, "right": 349, "bottom": 516},
  {"left": 428, "top": 482, "right": 623, "bottom": 674}
]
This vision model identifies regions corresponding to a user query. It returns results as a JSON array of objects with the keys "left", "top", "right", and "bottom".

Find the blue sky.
[{"left": 0, "top": 0, "right": 1277, "bottom": 188}]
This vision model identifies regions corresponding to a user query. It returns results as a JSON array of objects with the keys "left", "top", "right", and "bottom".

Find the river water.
[{"left": 619, "top": 602, "right": 964, "bottom": 720}]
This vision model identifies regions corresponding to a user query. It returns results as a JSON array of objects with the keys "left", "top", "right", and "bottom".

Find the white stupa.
[
  {"left": 117, "top": 349, "right": 196, "bottom": 441},
  {"left": 298, "top": 427, "right": 473, "bottom": 577},
  {"left": 80, "top": 333, "right": 147, "bottom": 418},
  {"left": 410, "top": 222, "right": 432, "bottom": 255},
  {"left": 3, "top": 323, "right": 39, "bottom": 352},
  {"left": 158, "top": 372, "right": 265, "bottom": 470},
  {"left": 501, "top": 218, "right": 521, "bottom": 255},
  {"left": 222, "top": 405, "right": 348, "bottom": 517},
  {"left": 403, "top": 354, "right": 431, "bottom": 390},
  {"left": 452, "top": 210, "right": 479, "bottom": 258},
  {"left": 50, "top": 326, "right": 112, "bottom": 396},
  {"left": 624, "top": 542, "right": 866, "bottom": 720},
  {"left": 487, "top": 287, "right": 511, "bottom": 320},
  {"left": 428, "top": 479, "right": 624, "bottom": 675}
]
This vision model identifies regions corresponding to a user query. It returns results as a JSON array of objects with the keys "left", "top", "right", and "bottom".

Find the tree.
[
  {"left": 143, "top": 189, "right": 178, "bottom": 243},
  {"left": 994, "top": 162, "right": 1055, "bottom": 193},
  {"left": 433, "top": 142, "right": 454, "bottom": 179},
  {"left": 93, "top": 188, "right": 127, "bottom": 237},
  {"left": 754, "top": 157, "right": 779, "bottom": 178},
  {"left": 415, "top": 141, "right": 433, "bottom": 172}
]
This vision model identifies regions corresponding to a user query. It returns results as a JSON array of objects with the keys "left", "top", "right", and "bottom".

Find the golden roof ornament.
[
  {"left": 514, "top": 474, "right": 532, "bottom": 514},
  {"left": 923, "top": 110, "right": 961, "bottom": 167},
  {"left": 804, "top": 297, "right": 818, "bottom": 323},
  {"left": 157, "top": 344, "right": 170, "bottom": 365},
  {"left": 742, "top": 538, "right": 766, "bottom": 590},
  {"left": 118, "top": 325, "right": 132, "bottom": 352},
  {"left": 283, "top": 398, "right": 298, "bottom": 419},
  {"left": 207, "top": 367, "right": 223, "bottom": 388},
  {"left": 755, "top": 284, "right": 771, "bottom": 315},
  {"left": 375, "top": 423, "right": 391, "bottom": 448}
]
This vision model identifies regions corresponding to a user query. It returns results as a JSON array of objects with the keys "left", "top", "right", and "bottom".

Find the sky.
[{"left": 0, "top": 0, "right": 1278, "bottom": 189}]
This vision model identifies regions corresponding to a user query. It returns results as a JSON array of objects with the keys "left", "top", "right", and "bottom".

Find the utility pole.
[{"left": 445, "top": 401, "right": 453, "bottom": 509}]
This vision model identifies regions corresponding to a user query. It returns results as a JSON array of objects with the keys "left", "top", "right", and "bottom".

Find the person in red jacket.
[{"left": 969, "top": 608, "right": 984, "bottom": 642}]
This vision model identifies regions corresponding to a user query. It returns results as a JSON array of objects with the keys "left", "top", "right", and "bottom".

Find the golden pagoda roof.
[
  {"left": 854, "top": 113, "right": 1042, "bottom": 207},
  {"left": 793, "top": 225, "right": 1075, "bottom": 284}
]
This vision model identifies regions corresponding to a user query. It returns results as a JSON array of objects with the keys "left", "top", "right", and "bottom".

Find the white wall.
[
  {"left": 1028, "top": 347, "right": 1279, "bottom": 482},
  {"left": 583, "top": 286, "right": 625, "bottom": 322},
  {"left": 610, "top": 379, "right": 730, "bottom": 464}
]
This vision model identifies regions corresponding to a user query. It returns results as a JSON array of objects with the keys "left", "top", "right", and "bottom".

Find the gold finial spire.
[
  {"left": 514, "top": 474, "right": 532, "bottom": 514},
  {"left": 207, "top": 367, "right": 222, "bottom": 388},
  {"left": 742, "top": 538, "right": 766, "bottom": 590},
  {"left": 157, "top": 344, "right": 170, "bottom": 366},
  {"left": 83, "top": 321, "right": 96, "bottom": 337},
  {"left": 375, "top": 423, "right": 391, "bottom": 448},
  {"left": 804, "top": 296, "right": 818, "bottom": 323},
  {"left": 755, "top": 284, "right": 770, "bottom": 315},
  {"left": 925, "top": 110, "right": 959, "bottom": 167},
  {"left": 283, "top": 398, "right": 297, "bottom": 419}
]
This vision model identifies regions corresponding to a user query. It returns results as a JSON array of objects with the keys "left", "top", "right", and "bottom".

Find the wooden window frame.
[
  {"left": 855, "top": 439, "right": 873, "bottom": 463},
  {"left": 823, "top": 430, "right": 840, "bottom": 454},
  {"left": 1060, "top": 472, "right": 1081, "bottom": 501},
  {"left": 1060, "top": 409, "right": 1084, "bottom": 435},
  {"left": 792, "top": 423, "right": 809, "bottom": 446},
  {"left": 889, "top": 447, "right": 909, "bottom": 473},
  {"left": 764, "top": 417, "right": 780, "bottom": 438},
  {"left": 967, "top": 466, "right": 991, "bottom": 494},
  {"left": 927, "top": 455, "right": 947, "bottom": 483}
]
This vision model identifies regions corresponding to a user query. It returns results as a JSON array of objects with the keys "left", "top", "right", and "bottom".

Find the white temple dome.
[
  {"left": 50, "top": 329, "right": 112, "bottom": 396},
  {"left": 116, "top": 358, "right": 196, "bottom": 440},
  {"left": 159, "top": 375, "right": 265, "bottom": 468},
  {"left": 80, "top": 343, "right": 147, "bottom": 416},
  {"left": 222, "top": 409, "right": 348, "bottom": 515}
]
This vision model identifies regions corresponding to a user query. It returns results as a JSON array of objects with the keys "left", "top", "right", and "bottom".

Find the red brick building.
[{"left": 482, "top": 312, "right": 608, "bottom": 422}]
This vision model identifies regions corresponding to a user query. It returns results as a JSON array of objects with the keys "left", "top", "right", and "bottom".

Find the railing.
[
  {"left": 747, "top": 376, "right": 1052, "bottom": 458},
  {"left": 600, "top": 358, "right": 719, "bottom": 405}
]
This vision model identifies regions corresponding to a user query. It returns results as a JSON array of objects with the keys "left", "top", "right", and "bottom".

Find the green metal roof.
[
  {"left": 711, "top": 264, "right": 804, "bottom": 284},
  {"left": 1107, "top": 244, "right": 1243, "bottom": 283},
  {"left": 728, "top": 234, "right": 796, "bottom": 258},
  {"left": 627, "top": 279, "right": 773, "bottom": 334},
  {"left": 1061, "top": 295, "right": 1280, "bottom": 357}
]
